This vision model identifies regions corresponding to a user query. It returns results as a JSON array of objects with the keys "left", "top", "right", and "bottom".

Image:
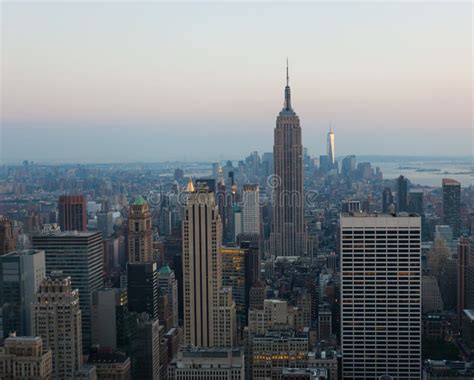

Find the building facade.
[
  {"left": 271, "top": 64, "right": 305, "bottom": 256},
  {"left": 32, "top": 231, "right": 103, "bottom": 351},
  {"left": 182, "top": 182, "right": 236, "bottom": 347},
  {"left": 0, "top": 250, "right": 45, "bottom": 340},
  {"left": 127, "top": 262, "right": 159, "bottom": 319},
  {"left": 32, "top": 273, "right": 83, "bottom": 380},
  {"left": 242, "top": 184, "right": 260, "bottom": 235},
  {"left": 167, "top": 347, "right": 244, "bottom": 380},
  {"left": 127, "top": 196, "right": 153, "bottom": 263},
  {"left": 0, "top": 216, "right": 16, "bottom": 256},
  {"left": 58, "top": 195, "right": 87, "bottom": 232},
  {"left": 442, "top": 178, "right": 461, "bottom": 237},
  {"left": 340, "top": 213, "right": 421, "bottom": 380},
  {"left": 0, "top": 335, "right": 53, "bottom": 380}
]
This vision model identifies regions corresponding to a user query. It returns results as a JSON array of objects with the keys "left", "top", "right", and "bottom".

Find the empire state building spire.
[
  {"left": 284, "top": 59, "right": 292, "bottom": 112},
  {"left": 281, "top": 59, "right": 295, "bottom": 116}
]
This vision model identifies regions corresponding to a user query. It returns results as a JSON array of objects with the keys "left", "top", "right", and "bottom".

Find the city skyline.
[{"left": 2, "top": 2, "right": 472, "bottom": 163}]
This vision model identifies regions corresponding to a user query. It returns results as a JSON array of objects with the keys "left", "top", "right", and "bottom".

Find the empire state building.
[{"left": 271, "top": 63, "right": 305, "bottom": 256}]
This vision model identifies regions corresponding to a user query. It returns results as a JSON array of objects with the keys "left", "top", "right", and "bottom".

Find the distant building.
[
  {"left": 327, "top": 127, "right": 335, "bottom": 166},
  {"left": 168, "top": 347, "right": 244, "bottom": 380},
  {"left": 58, "top": 195, "right": 87, "bottom": 232},
  {"left": 396, "top": 175, "right": 409, "bottom": 212},
  {"left": 341, "top": 200, "right": 360, "bottom": 213},
  {"left": 32, "top": 231, "right": 104, "bottom": 352},
  {"left": 97, "top": 211, "right": 114, "bottom": 239},
  {"left": 408, "top": 191, "right": 423, "bottom": 214},
  {"left": 127, "top": 196, "right": 153, "bottom": 263},
  {"left": 442, "top": 178, "right": 461, "bottom": 237},
  {"left": 341, "top": 155, "right": 356, "bottom": 177},
  {"left": 242, "top": 184, "right": 260, "bottom": 235},
  {"left": 32, "top": 273, "right": 83, "bottom": 379},
  {"left": 382, "top": 187, "right": 394, "bottom": 214},
  {"left": 0, "top": 250, "right": 45, "bottom": 340},
  {"left": 0, "top": 216, "right": 16, "bottom": 255},
  {"left": 0, "top": 335, "right": 53, "bottom": 380}
]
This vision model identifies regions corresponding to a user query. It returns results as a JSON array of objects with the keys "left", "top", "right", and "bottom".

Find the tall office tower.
[
  {"left": 97, "top": 211, "right": 114, "bottom": 238},
  {"left": 382, "top": 187, "right": 394, "bottom": 213},
  {"left": 32, "top": 231, "right": 104, "bottom": 351},
  {"left": 458, "top": 238, "right": 474, "bottom": 325},
  {"left": 221, "top": 246, "right": 247, "bottom": 326},
  {"left": 327, "top": 126, "right": 335, "bottom": 165},
  {"left": 0, "top": 250, "right": 45, "bottom": 340},
  {"left": 127, "top": 196, "right": 153, "bottom": 263},
  {"left": 91, "top": 287, "right": 128, "bottom": 350},
  {"left": 168, "top": 347, "right": 245, "bottom": 380},
  {"left": 0, "top": 335, "right": 53, "bottom": 380},
  {"left": 158, "top": 264, "right": 179, "bottom": 328},
  {"left": 340, "top": 213, "right": 421, "bottom": 380},
  {"left": 237, "top": 235, "right": 261, "bottom": 310},
  {"left": 442, "top": 178, "right": 462, "bottom": 237},
  {"left": 58, "top": 195, "right": 87, "bottom": 232},
  {"left": 435, "top": 224, "right": 455, "bottom": 254},
  {"left": 341, "top": 155, "right": 356, "bottom": 178},
  {"left": 242, "top": 184, "right": 260, "bottom": 235},
  {"left": 32, "top": 273, "right": 83, "bottom": 380},
  {"left": 127, "top": 262, "right": 159, "bottom": 319},
  {"left": 182, "top": 183, "right": 236, "bottom": 347},
  {"left": 396, "top": 175, "right": 409, "bottom": 212},
  {"left": 408, "top": 191, "right": 423, "bottom": 214},
  {"left": 0, "top": 216, "right": 16, "bottom": 255},
  {"left": 271, "top": 63, "right": 305, "bottom": 256},
  {"left": 131, "top": 314, "right": 161, "bottom": 380}
]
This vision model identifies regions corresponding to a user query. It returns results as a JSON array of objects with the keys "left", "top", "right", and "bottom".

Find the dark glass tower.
[
  {"left": 397, "top": 175, "right": 409, "bottom": 212},
  {"left": 442, "top": 178, "right": 461, "bottom": 237}
]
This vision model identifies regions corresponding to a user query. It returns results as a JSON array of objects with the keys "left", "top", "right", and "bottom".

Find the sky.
[{"left": 1, "top": 2, "right": 472, "bottom": 163}]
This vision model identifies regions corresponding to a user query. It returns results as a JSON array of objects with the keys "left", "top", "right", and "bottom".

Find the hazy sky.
[{"left": 1, "top": 2, "right": 472, "bottom": 163}]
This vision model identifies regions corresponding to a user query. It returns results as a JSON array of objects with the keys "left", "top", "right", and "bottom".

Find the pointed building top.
[
  {"left": 185, "top": 177, "right": 195, "bottom": 193},
  {"left": 329, "top": 121, "right": 334, "bottom": 134},
  {"left": 282, "top": 59, "right": 294, "bottom": 114}
]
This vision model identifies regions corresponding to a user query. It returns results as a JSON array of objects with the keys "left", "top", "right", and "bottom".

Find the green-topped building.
[{"left": 128, "top": 196, "right": 153, "bottom": 263}]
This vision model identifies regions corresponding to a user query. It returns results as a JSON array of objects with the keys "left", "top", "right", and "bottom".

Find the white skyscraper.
[
  {"left": 182, "top": 182, "right": 236, "bottom": 347},
  {"left": 340, "top": 213, "right": 421, "bottom": 380},
  {"left": 327, "top": 126, "right": 335, "bottom": 165},
  {"left": 242, "top": 184, "right": 260, "bottom": 236}
]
